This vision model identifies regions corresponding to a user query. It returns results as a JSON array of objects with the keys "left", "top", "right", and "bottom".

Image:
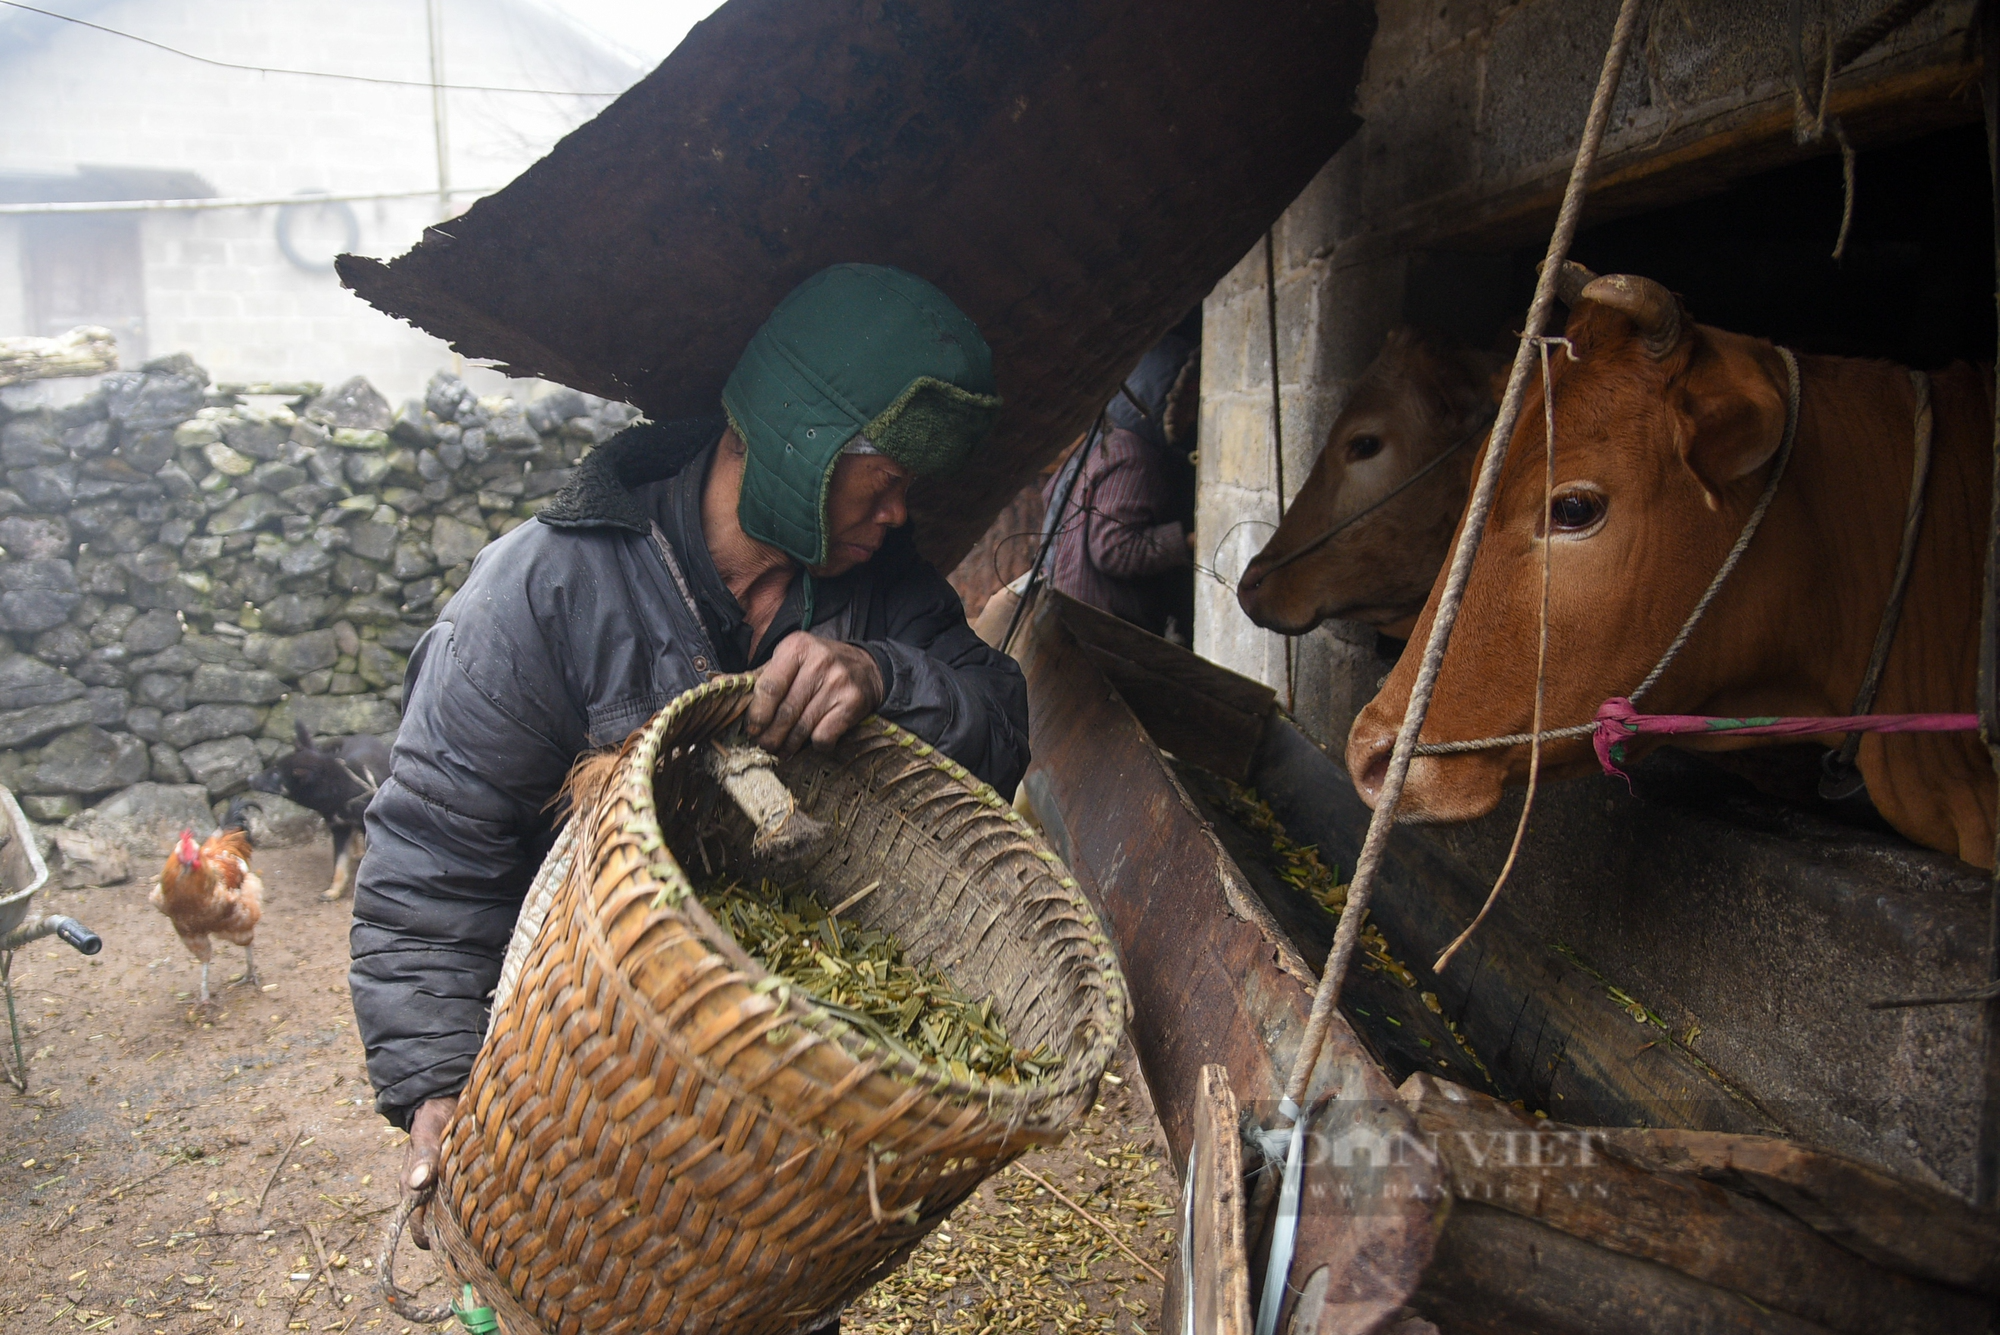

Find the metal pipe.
[
  {"left": 0, "top": 187, "right": 498, "bottom": 217},
  {"left": 0, "top": 914, "right": 100, "bottom": 955}
]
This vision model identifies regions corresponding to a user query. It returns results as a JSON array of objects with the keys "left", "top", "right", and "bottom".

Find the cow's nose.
[
  {"left": 1355, "top": 739, "right": 1392, "bottom": 806},
  {"left": 1237, "top": 559, "right": 1269, "bottom": 611},
  {"left": 1346, "top": 719, "right": 1397, "bottom": 808}
]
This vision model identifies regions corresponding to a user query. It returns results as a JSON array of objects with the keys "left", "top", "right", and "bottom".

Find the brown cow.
[
  {"left": 1347, "top": 270, "right": 1996, "bottom": 867},
  {"left": 1238, "top": 329, "right": 1502, "bottom": 638}
]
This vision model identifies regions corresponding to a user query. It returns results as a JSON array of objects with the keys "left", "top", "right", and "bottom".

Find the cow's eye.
[
  {"left": 1549, "top": 490, "right": 1606, "bottom": 533},
  {"left": 1346, "top": 434, "right": 1383, "bottom": 462}
]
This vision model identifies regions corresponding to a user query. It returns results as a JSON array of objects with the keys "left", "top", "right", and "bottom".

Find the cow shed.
[{"left": 1198, "top": 0, "right": 1995, "bottom": 1201}]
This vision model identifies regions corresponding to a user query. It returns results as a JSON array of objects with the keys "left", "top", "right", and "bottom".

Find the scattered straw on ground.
[
  {"left": 850, "top": 1061, "right": 1175, "bottom": 1335},
  {"left": 0, "top": 846, "right": 1180, "bottom": 1335}
]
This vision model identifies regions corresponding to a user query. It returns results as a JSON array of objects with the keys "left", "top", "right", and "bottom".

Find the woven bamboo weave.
[{"left": 432, "top": 675, "right": 1128, "bottom": 1335}]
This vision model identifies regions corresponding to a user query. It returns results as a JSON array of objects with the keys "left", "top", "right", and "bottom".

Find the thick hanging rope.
[
  {"left": 1276, "top": 0, "right": 1645, "bottom": 1104},
  {"left": 1255, "top": 17, "right": 1650, "bottom": 1326},
  {"left": 1825, "top": 369, "right": 1934, "bottom": 793},
  {"left": 1789, "top": 0, "right": 1945, "bottom": 261},
  {"left": 1789, "top": 0, "right": 1855, "bottom": 261},
  {"left": 1249, "top": 16, "right": 1649, "bottom": 1333}
]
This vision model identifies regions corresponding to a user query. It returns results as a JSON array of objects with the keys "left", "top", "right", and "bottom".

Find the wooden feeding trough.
[{"left": 1014, "top": 590, "right": 2000, "bottom": 1335}]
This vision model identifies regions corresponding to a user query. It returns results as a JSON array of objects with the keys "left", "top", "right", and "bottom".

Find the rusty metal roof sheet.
[{"left": 335, "top": 0, "right": 1372, "bottom": 567}]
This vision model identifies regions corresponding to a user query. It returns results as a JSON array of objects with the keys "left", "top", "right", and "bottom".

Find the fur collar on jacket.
[{"left": 536, "top": 416, "right": 725, "bottom": 533}]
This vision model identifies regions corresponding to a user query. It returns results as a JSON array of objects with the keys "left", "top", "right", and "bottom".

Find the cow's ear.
[{"left": 1672, "top": 330, "right": 1787, "bottom": 511}]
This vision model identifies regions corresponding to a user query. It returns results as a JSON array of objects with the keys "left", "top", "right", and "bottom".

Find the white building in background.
[{"left": 0, "top": 0, "right": 644, "bottom": 402}]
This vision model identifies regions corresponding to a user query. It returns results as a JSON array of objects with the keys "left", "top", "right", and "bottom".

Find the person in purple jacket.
[{"left": 1040, "top": 334, "right": 1199, "bottom": 641}]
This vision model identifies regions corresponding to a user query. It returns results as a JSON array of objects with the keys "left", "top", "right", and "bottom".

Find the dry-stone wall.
[{"left": 0, "top": 353, "right": 637, "bottom": 829}]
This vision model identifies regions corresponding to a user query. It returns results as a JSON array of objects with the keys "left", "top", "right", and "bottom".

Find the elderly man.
[{"left": 350, "top": 264, "right": 1029, "bottom": 1223}]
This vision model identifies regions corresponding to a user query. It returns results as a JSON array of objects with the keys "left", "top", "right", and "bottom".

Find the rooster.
[{"left": 150, "top": 799, "right": 263, "bottom": 1003}]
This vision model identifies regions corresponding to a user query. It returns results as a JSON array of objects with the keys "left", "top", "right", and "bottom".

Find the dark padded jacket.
[{"left": 348, "top": 419, "right": 1029, "bottom": 1127}]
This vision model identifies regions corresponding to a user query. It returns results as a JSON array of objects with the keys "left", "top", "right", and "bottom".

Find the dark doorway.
[
  {"left": 1569, "top": 123, "right": 1992, "bottom": 369},
  {"left": 22, "top": 215, "right": 148, "bottom": 361},
  {"left": 1406, "top": 122, "right": 1996, "bottom": 371}
]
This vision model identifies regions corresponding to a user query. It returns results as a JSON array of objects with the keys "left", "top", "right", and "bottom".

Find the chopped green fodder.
[{"left": 698, "top": 875, "right": 1055, "bottom": 1084}]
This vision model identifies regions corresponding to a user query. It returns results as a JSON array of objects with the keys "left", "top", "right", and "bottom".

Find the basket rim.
[{"left": 598, "top": 672, "right": 1128, "bottom": 1121}]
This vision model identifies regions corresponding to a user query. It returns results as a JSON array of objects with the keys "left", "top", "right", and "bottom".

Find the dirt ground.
[{"left": 2, "top": 841, "right": 1176, "bottom": 1335}]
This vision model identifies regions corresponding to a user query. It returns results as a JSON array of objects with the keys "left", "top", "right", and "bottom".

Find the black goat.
[{"left": 250, "top": 722, "right": 392, "bottom": 901}]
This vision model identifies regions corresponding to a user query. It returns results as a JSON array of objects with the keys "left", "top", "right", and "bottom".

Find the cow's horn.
[
  {"left": 1542, "top": 259, "right": 1599, "bottom": 307},
  {"left": 1578, "top": 273, "right": 1683, "bottom": 358}
]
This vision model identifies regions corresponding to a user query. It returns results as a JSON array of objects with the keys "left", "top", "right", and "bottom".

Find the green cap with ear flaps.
[{"left": 722, "top": 264, "right": 1001, "bottom": 566}]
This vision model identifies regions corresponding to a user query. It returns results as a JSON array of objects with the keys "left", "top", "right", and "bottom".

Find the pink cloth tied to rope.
[{"left": 1592, "top": 696, "right": 1979, "bottom": 784}]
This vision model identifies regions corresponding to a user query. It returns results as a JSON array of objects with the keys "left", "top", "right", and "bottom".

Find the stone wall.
[{"left": 0, "top": 354, "right": 637, "bottom": 826}]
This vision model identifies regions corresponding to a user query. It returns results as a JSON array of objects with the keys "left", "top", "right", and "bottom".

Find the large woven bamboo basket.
[{"left": 425, "top": 675, "right": 1127, "bottom": 1335}]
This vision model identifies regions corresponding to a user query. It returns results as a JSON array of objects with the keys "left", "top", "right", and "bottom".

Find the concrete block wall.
[
  {"left": 131, "top": 199, "right": 456, "bottom": 395},
  {"left": 0, "top": 217, "right": 22, "bottom": 340},
  {"left": 1194, "top": 164, "right": 1409, "bottom": 752}
]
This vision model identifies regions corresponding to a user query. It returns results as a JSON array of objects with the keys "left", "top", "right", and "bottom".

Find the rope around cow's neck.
[
  {"left": 1411, "top": 345, "right": 1804, "bottom": 758},
  {"left": 1592, "top": 698, "right": 1978, "bottom": 776},
  {"left": 1826, "top": 368, "right": 1934, "bottom": 787},
  {"left": 1430, "top": 336, "right": 1565, "bottom": 975}
]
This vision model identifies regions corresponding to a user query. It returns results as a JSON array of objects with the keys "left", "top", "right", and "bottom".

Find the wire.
[
  {"left": 0, "top": 1, "right": 625, "bottom": 96},
  {"left": 998, "top": 416, "right": 1107, "bottom": 656}
]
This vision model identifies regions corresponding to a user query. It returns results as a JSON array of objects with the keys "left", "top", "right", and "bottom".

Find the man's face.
[{"left": 812, "top": 451, "right": 912, "bottom": 576}]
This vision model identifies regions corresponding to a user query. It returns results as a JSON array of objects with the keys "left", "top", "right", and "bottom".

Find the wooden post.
[
  {"left": 0, "top": 327, "right": 116, "bottom": 387},
  {"left": 426, "top": 0, "right": 451, "bottom": 213},
  {"left": 1977, "top": 3, "right": 2000, "bottom": 1211},
  {"left": 1182, "top": 1065, "right": 1252, "bottom": 1335}
]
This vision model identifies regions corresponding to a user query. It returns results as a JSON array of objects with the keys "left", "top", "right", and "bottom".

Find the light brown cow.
[
  {"left": 1238, "top": 329, "right": 1501, "bottom": 638},
  {"left": 1347, "top": 271, "right": 1996, "bottom": 867}
]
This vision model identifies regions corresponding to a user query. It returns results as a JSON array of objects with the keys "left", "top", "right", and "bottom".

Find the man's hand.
[
  {"left": 747, "top": 633, "right": 885, "bottom": 758},
  {"left": 401, "top": 1095, "right": 458, "bottom": 1249}
]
